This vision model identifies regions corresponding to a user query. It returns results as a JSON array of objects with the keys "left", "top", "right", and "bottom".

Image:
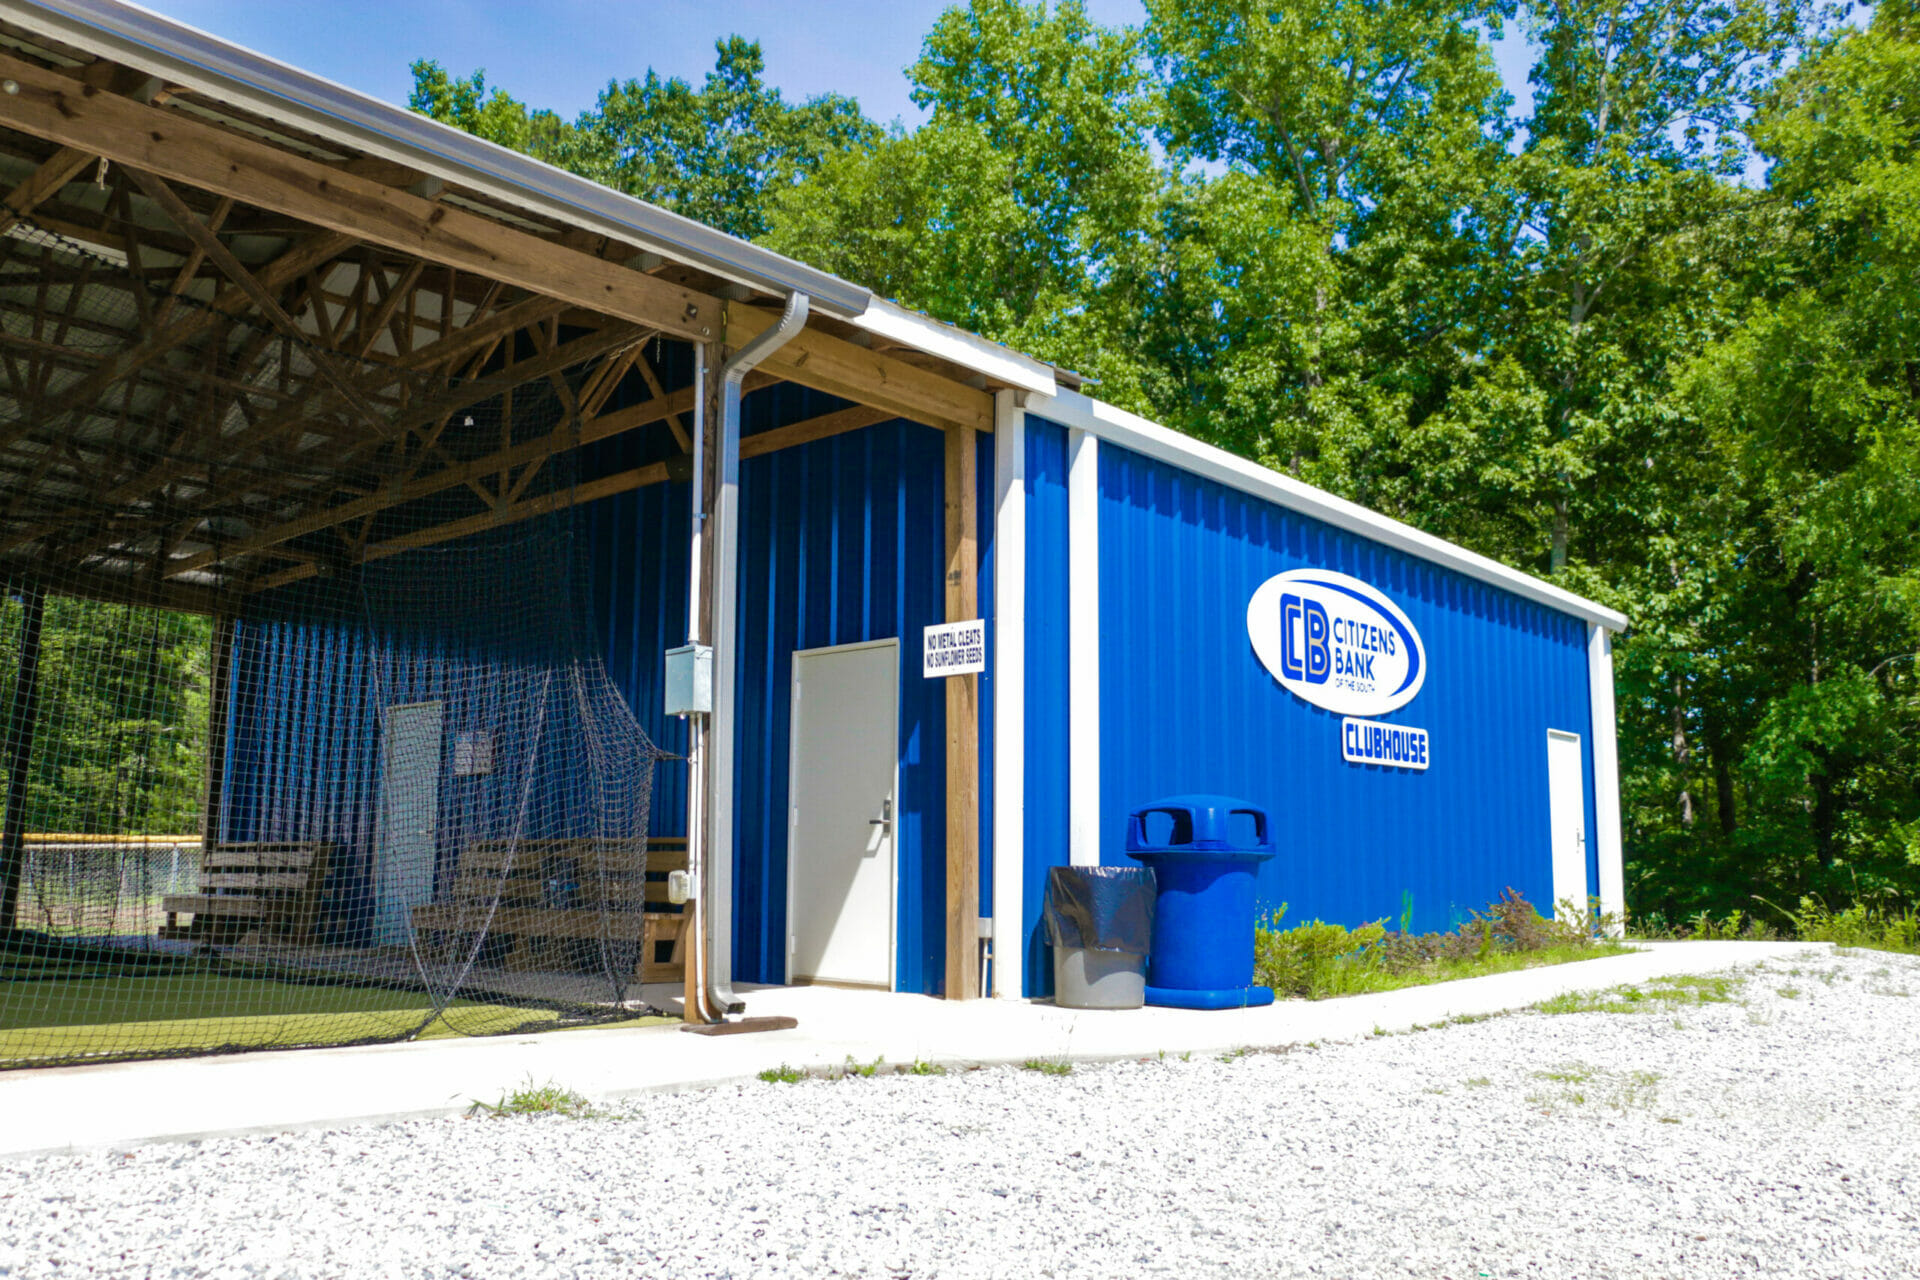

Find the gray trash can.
[{"left": 1044, "top": 866, "right": 1157, "bottom": 1009}]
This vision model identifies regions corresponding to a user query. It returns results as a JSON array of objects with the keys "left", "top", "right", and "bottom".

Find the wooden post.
[
  {"left": 0, "top": 584, "right": 45, "bottom": 931},
  {"left": 201, "top": 615, "right": 235, "bottom": 856},
  {"left": 944, "top": 425, "right": 981, "bottom": 1000}
]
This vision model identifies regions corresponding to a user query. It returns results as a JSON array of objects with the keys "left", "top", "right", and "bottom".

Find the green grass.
[
  {"left": 1284, "top": 940, "right": 1635, "bottom": 1001},
  {"left": 469, "top": 1078, "right": 600, "bottom": 1118},
  {"left": 1021, "top": 1058, "right": 1072, "bottom": 1076},
  {"left": 1533, "top": 973, "right": 1744, "bottom": 1016},
  {"left": 758, "top": 1063, "right": 806, "bottom": 1083},
  {"left": 0, "top": 973, "right": 671, "bottom": 1065}
]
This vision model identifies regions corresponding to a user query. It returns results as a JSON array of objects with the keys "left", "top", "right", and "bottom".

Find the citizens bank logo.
[{"left": 1246, "top": 569, "right": 1426, "bottom": 716}]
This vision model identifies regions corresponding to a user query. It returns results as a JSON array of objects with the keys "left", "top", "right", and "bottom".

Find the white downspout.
[{"left": 695, "top": 291, "right": 809, "bottom": 1020}]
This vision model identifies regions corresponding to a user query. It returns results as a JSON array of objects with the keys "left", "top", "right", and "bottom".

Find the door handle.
[{"left": 867, "top": 798, "right": 892, "bottom": 833}]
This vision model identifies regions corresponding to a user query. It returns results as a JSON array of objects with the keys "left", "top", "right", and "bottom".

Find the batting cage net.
[{"left": 0, "top": 205, "right": 679, "bottom": 1069}]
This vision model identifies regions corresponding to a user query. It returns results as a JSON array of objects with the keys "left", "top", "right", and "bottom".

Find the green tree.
[{"left": 411, "top": 38, "right": 878, "bottom": 241}]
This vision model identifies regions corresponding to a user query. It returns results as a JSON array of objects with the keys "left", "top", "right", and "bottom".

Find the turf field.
[{"left": 0, "top": 968, "right": 669, "bottom": 1066}]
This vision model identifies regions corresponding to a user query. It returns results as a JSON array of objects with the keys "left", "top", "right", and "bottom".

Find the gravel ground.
[{"left": 5, "top": 949, "right": 1919, "bottom": 1279}]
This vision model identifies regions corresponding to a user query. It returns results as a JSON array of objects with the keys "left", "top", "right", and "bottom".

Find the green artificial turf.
[{"left": 0, "top": 972, "right": 672, "bottom": 1065}]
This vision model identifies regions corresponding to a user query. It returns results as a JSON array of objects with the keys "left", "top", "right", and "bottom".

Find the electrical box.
[{"left": 664, "top": 643, "right": 713, "bottom": 717}]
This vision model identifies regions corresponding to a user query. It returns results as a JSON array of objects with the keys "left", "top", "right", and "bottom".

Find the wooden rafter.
[
  {"left": 0, "top": 145, "right": 94, "bottom": 237},
  {"left": 126, "top": 167, "right": 397, "bottom": 442},
  {"left": 242, "top": 399, "right": 893, "bottom": 593},
  {"left": 0, "top": 51, "right": 997, "bottom": 433},
  {"left": 0, "top": 227, "right": 356, "bottom": 455},
  {"left": 161, "top": 321, "right": 653, "bottom": 578},
  {"left": 0, "top": 52, "right": 720, "bottom": 342}
]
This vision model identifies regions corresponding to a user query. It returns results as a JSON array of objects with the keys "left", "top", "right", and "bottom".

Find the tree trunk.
[{"left": 1672, "top": 677, "right": 1694, "bottom": 828}]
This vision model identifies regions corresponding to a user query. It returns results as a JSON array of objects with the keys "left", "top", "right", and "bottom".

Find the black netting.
[{"left": 0, "top": 202, "right": 679, "bottom": 1068}]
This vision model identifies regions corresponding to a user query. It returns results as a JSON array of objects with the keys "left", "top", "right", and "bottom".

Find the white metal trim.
[
  {"left": 991, "top": 391, "right": 1026, "bottom": 997},
  {"left": 1067, "top": 428, "right": 1101, "bottom": 868},
  {"left": 854, "top": 301, "right": 1057, "bottom": 397},
  {"left": 1588, "top": 625, "right": 1626, "bottom": 934},
  {"left": 784, "top": 637, "right": 900, "bottom": 990},
  {"left": 1027, "top": 390, "right": 1629, "bottom": 633}
]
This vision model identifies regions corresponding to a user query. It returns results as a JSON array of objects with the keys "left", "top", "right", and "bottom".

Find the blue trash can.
[{"left": 1125, "top": 794, "right": 1277, "bottom": 1009}]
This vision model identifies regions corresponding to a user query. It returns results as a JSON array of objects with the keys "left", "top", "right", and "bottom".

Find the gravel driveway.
[{"left": 4, "top": 948, "right": 1917, "bottom": 1278}]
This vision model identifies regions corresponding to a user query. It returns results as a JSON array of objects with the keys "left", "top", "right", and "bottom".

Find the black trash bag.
[{"left": 1044, "top": 866, "right": 1157, "bottom": 955}]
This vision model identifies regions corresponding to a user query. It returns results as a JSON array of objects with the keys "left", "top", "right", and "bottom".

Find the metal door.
[
  {"left": 1547, "top": 729, "right": 1588, "bottom": 921},
  {"left": 786, "top": 640, "right": 898, "bottom": 988},
  {"left": 374, "top": 700, "right": 444, "bottom": 947}
]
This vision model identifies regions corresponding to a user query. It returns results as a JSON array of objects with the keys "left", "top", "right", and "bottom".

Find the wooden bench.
[
  {"left": 410, "top": 836, "right": 688, "bottom": 983},
  {"left": 159, "top": 841, "right": 334, "bottom": 944}
]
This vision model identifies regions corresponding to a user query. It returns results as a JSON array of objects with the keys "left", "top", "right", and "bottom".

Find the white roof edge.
[
  {"left": 851, "top": 300, "right": 1058, "bottom": 397},
  {"left": 1028, "top": 390, "right": 1629, "bottom": 633}
]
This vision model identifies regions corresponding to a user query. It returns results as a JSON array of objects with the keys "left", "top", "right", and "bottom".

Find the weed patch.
[
  {"left": 1022, "top": 1058, "right": 1072, "bottom": 1076},
  {"left": 1255, "top": 891, "right": 1630, "bottom": 1000},
  {"left": 758, "top": 1063, "right": 806, "bottom": 1084},
  {"left": 468, "top": 1077, "right": 599, "bottom": 1119},
  {"left": 1534, "top": 973, "right": 1744, "bottom": 1016}
]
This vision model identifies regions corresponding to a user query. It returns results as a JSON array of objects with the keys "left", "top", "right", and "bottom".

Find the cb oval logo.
[{"left": 1247, "top": 569, "right": 1426, "bottom": 716}]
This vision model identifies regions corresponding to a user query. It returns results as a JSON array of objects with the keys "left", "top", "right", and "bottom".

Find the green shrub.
[
  {"left": 1773, "top": 897, "right": 1920, "bottom": 953},
  {"left": 1255, "top": 890, "right": 1626, "bottom": 999}
]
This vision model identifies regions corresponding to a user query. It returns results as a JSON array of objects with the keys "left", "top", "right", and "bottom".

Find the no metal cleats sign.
[
  {"left": 1247, "top": 569, "right": 1427, "bottom": 717},
  {"left": 923, "top": 619, "right": 985, "bottom": 678}
]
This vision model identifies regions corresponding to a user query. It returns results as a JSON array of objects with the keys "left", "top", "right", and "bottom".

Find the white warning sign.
[{"left": 923, "top": 619, "right": 986, "bottom": 678}]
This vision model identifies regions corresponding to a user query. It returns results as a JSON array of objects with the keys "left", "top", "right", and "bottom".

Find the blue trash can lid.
[{"left": 1124, "top": 794, "right": 1275, "bottom": 854}]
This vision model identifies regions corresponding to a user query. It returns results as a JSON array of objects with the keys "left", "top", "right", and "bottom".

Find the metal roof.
[{"left": 0, "top": 0, "right": 877, "bottom": 318}]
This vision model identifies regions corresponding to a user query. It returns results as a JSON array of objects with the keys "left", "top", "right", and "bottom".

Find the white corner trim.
[
  {"left": 852, "top": 300, "right": 1058, "bottom": 397},
  {"left": 991, "top": 390, "right": 1027, "bottom": 998},
  {"left": 1588, "top": 625, "right": 1627, "bottom": 934},
  {"left": 1067, "top": 428, "right": 1101, "bottom": 869},
  {"left": 1027, "top": 390, "right": 1629, "bottom": 633}
]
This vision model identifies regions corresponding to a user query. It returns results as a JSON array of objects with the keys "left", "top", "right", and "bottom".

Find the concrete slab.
[{"left": 0, "top": 940, "right": 1827, "bottom": 1159}]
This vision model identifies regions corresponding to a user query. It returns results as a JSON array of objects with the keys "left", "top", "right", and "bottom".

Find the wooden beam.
[
  {"left": 237, "top": 398, "right": 891, "bottom": 586},
  {"left": 202, "top": 614, "right": 234, "bottom": 855},
  {"left": 0, "top": 560, "right": 224, "bottom": 615},
  {"left": 728, "top": 316, "right": 994, "bottom": 435},
  {"left": 740, "top": 405, "right": 890, "bottom": 459},
  {"left": 0, "top": 146, "right": 94, "bottom": 236},
  {"left": 0, "top": 57, "right": 1000, "bottom": 441},
  {"left": 162, "top": 326, "right": 664, "bottom": 578},
  {"left": 125, "top": 168, "right": 398, "bottom": 441},
  {"left": 0, "top": 53, "right": 720, "bottom": 342},
  {"left": 0, "top": 228, "right": 357, "bottom": 454},
  {"left": 943, "top": 422, "right": 981, "bottom": 1000}
]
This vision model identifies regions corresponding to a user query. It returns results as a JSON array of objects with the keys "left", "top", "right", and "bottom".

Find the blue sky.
[{"left": 142, "top": 0, "right": 1539, "bottom": 128}]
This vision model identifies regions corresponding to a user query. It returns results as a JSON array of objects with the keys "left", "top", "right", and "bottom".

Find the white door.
[
  {"left": 787, "top": 640, "right": 898, "bottom": 988},
  {"left": 375, "top": 700, "right": 444, "bottom": 946},
  {"left": 1547, "top": 730, "right": 1589, "bottom": 921}
]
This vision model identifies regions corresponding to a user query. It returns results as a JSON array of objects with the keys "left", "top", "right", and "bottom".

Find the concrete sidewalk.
[{"left": 0, "top": 940, "right": 1825, "bottom": 1159}]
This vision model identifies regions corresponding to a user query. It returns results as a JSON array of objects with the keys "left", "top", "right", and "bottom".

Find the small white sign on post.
[{"left": 923, "top": 619, "right": 986, "bottom": 678}]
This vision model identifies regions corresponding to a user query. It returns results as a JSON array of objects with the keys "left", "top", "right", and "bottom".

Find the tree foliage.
[{"left": 393, "top": 0, "right": 1920, "bottom": 924}]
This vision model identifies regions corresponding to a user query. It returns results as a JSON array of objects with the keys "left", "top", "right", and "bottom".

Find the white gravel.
[{"left": 5, "top": 948, "right": 1919, "bottom": 1279}]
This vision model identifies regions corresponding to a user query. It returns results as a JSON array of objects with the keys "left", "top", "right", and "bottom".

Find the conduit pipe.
[{"left": 686, "top": 291, "right": 809, "bottom": 1023}]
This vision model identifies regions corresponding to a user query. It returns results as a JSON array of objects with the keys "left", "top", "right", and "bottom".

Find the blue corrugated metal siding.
[
  {"left": 726, "top": 387, "right": 955, "bottom": 993},
  {"left": 222, "top": 606, "right": 627, "bottom": 941},
  {"left": 583, "top": 480, "right": 691, "bottom": 839},
  {"left": 220, "top": 354, "right": 993, "bottom": 992},
  {"left": 1093, "top": 442, "right": 1595, "bottom": 936},
  {"left": 1021, "top": 417, "right": 1072, "bottom": 996}
]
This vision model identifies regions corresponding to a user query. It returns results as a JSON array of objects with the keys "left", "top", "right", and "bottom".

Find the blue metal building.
[{"left": 4, "top": 0, "right": 1627, "bottom": 1010}]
